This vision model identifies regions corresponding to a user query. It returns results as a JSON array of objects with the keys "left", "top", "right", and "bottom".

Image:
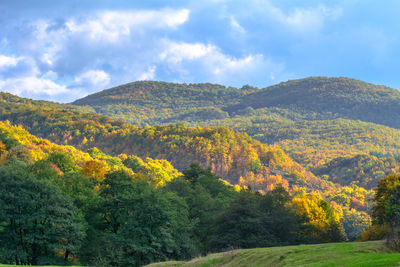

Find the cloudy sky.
[{"left": 1, "top": 0, "right": 399, "bottom": 102}]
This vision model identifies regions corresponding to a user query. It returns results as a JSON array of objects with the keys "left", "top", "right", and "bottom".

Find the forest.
[
  {"left": 1, "top": 77, "right": 400, "bottom": 265},
  {"left": 0, "top": 121, "right": 349, "bottom": 266},
  {"left": 69, "top": 78, "right": 400, "bottom": 182}
]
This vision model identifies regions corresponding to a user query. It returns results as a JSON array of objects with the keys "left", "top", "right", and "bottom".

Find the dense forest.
[
  {"left": 70, "top": 78, "right": 400, "bottom": 186},
  {"left": 0, "top": 121, "right": 351, "bottom": 265},
  {"left": 2, "top": 77, "right": 400, "bottom": 265},
  {"left": 0, "top": 94, "right": 374, "bottom": 241}
]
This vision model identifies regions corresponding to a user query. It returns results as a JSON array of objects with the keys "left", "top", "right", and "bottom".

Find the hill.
[
  {"left": 0, "top": 120, "right": 184, "bottom": 187},
  {"left": 0, "top": 93, "right": 380, "bottom": 263},
  {"left": 70, "top": 77, "right": 400, "bottom": 186},
  {"left": 0, "top": 94, "right": 326, "bottom": 193},
  {"left": 72, "top": 77, "right": 400, "bottom": 129},
  {"left": 227, "top": 77, "right": 400, "bottom": 128},
  {"left": 72, "top": 81, "right": 252, "bottom": 125},
  {"left": 0, "top": 94, "right": 377, "bottom": 240},
  {"left": 146, "top": 240, "right": 400, "bottom": 267}
]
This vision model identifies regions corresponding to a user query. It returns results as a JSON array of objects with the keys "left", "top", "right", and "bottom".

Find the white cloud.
[
  {"left": 159, "top": 40, "right": 285, "bottom": 86},
  {"left": 75, "top": 70, "right": 110, "bottom": 88},
  {"left": 160, "top": 42, "right": 215, "bottom": 63},
  {"left": 0, "top": 76, "right": 68, "bottom": 96},
  {"left": 256, "top": 2, "right": 341, "bottom": 33},
  {"left": 0, "top": 55, "right": 23, "bottom": 68},
  {"left": 66, "top": 9, "right": 190, "bottom": 42},
  {"left": 41, "top": 70, "right": 58, "bottom": 80},
  {"left": 138, "top": 66, "right": 156, "bottom": 80},
  {"left": 230, "top": 16, "right": 245, "bottom": 34}
]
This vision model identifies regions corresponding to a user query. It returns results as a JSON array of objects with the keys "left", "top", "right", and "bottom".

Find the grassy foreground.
[
  {"left": 146, "top": 240, "right": 400, "bottom": 267},
  {"left": 0, "top": 266, "right": 82, "bottom": 267}
]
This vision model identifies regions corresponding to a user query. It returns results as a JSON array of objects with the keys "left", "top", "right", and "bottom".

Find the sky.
[{"left": 1, "top": 0, "right": 400, "bottom": 102}]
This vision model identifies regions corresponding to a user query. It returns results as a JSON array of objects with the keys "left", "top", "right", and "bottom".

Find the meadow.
[{"left": 147, "top": 240, "right": 400, "bottom": 267}]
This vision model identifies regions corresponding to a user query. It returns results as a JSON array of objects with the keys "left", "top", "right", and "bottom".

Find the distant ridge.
[
  {"left": 72, "top": 77, "right": 400, "bottom": 129},
  {"left": 227, "top": 77, "right": 400, "bottom": 128}
]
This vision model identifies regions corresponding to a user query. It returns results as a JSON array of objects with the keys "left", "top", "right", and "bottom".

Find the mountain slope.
[
  {"left": 0, "top": 95, "right": 327, "bottom": 193},
  {"left": 227, "top": 77, "right": 400, "bottom": 128},
  {"left": 72, "top": 77, "right": 400, "bottom": 129},
  {"left": 69, "top": 77, "right": 400, "bottom": 179},
  {"left": 72, "top": 81, "right": 252, "bottom": 125},
  {"left": 0, "top": 93, "right": 375, "bottom": 241}
]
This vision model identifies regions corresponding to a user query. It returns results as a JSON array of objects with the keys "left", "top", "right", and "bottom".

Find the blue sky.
[{"left": 0, "top": 0, "right": 399, "bottom": 102}]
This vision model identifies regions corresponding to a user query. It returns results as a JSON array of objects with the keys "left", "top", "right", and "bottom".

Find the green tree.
[
  {"left": 165, "top": 163, "right": 238, "bottom": 253},
  {"left": 81, "top": 171, "right": 188, "bottom": 266},
  {"left": 372, "top": 175, "right": 400, "bottom": 246},
  {"left": 0, "top": 161, "right": 86, "bottom": 265},
  {"left": 210, "top": 187, "right": 305, "bottom": 250},
  {"left": 47, "top": 151, "right": 75, "bottom": 173}
]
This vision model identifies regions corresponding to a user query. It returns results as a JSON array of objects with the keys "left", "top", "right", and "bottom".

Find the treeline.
[
  {"left": 66, "top": 78, "right": 400, "bottom": 188},
  {"left": 0, "top": 98, "right": 376, "bottom": 239},
  {"left": 314, "top": 154, "right": 400, "bottom": 189},
  {"left": 0, "top": 160, "right": 345, "bottom": 266},
  {"left": 0, "top": 122, "right": 348, "bottom": 266},
  {"left": 0, "top": 99, "right": 318, "bottom": 192},
  {"left": 72, "top": 81, "right": 248, "bottom": 126}
]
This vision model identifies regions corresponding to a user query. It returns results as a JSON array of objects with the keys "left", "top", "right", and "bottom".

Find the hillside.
[
  {"left": 72, "top": 77, "right": 400, "bottom": 129},
  {"left": 146, "top": 241, "right": 400, "bottom": 267},
  {"left": 227, "top": 77, "right": 400, "bottom": 128},
  {"left": 0, "top": 91, "right": 381, "bottom": 264},
  {"left": 0, "top": 95, "right": 376, "bottom": 241},
  {"left": 0, "top": 96, "right": 326, "bottom": 193},
  {"left": 0, "top": 121, "right": 359, "bottom": 265},
  {"left": 0, "top": 120, "right": 184, "bottom": 187},
  {"left": 72, "top": 81, "right": 252, "bottom": 126},
  {"left": 69, "top": 77, "right": 400, "bottom": 186}
]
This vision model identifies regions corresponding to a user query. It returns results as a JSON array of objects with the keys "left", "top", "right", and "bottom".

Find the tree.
[
  {"left": 292, "top": 194, "right": 345, "bottom": 243},
  {"left": 81, "top": 171, "right": 188, "bottom": 266},
  {"left": 372, "top": 175, "right": 400, "bottom": 247},
  {"left": 47, "top": 151, "right": 75, "bottom": 173},
  {"left": 82, "top": 160, "right": 107, "bottom": 180},
  {"left": 165, "top": 163, "right": 238, "bottom": 253},
  {"left": 210, "top": 186, "right": 305, "bottom": 251},
  {"left": 0, "top": 161, "right": 86, "bottom": 265}
]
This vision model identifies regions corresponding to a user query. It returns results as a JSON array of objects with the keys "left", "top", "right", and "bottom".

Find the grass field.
[
  {"left": 146, "top": 240, "right": 400, "bottom": 267},
  {"left": 1, "top": 241, "right": 399, "bottom": 267},
  {"left": 0, "top": 266, "right": 82, "bottom": 267}
]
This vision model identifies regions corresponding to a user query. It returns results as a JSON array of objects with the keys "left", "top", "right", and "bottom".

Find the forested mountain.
[
  {"left": 70, "top": 77, "right": 400, "bottom": 188},
  {"left": 227, "top": 77, "right": 400, "bottom": 128},
  {"left": 72, "top": 81, "right": 253, "bottom": 125},
  {"left": 0, "top": 94, "right": 322, "bottom": 193},
  {"left": 72, "top": 77, "right": 400, "bottom": 128},
  {"left": 0, "top": 83, "right": 382, "bottom": 264},
  {"left": 0, "top": 120, "right": 354, "bottom": 265}
]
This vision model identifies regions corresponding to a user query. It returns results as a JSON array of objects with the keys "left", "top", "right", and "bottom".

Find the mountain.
[
  {"left": 70, "top": 77, "right": 400, "bottom": 186},
  {"left": 72, "top": 81, "right": 254, "bottom": 125},
  {"left": 0, "top": 93, "right": 327, "bottom": 193},
  {"left": 0, "top": 91, "right": 375, "bottom": 250},
  {"left": 72, "top": 77, "right": 400, "bottom": 128},
  {"left": 0, "top": 78, "right": 394, "bottom": 265},
  {"left": 227, "top": 77, "right": 400, "bottom": 128}
]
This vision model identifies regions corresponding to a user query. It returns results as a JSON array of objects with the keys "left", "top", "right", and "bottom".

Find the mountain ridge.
[{"left": 71, "top": 77, "right": 400, "bottom": 129}]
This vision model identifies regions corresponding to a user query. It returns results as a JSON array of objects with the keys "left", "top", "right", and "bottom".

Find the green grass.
[
  {"left": 146, "top": 241, "right": 400, "bottom": 267},
  {"left": 0, "top": 265, "right": 82, "bottom": 267}
]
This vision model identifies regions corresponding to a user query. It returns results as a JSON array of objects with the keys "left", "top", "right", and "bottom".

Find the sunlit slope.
[
  {"left": 146, "top": 241, "right": 400, "bottom": 267},
  {"left": 0, "top": 96, "right": 324, "bottom": 192},
  {"left": 69, "top": 77, "right": 400, "bottom": 169}
]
